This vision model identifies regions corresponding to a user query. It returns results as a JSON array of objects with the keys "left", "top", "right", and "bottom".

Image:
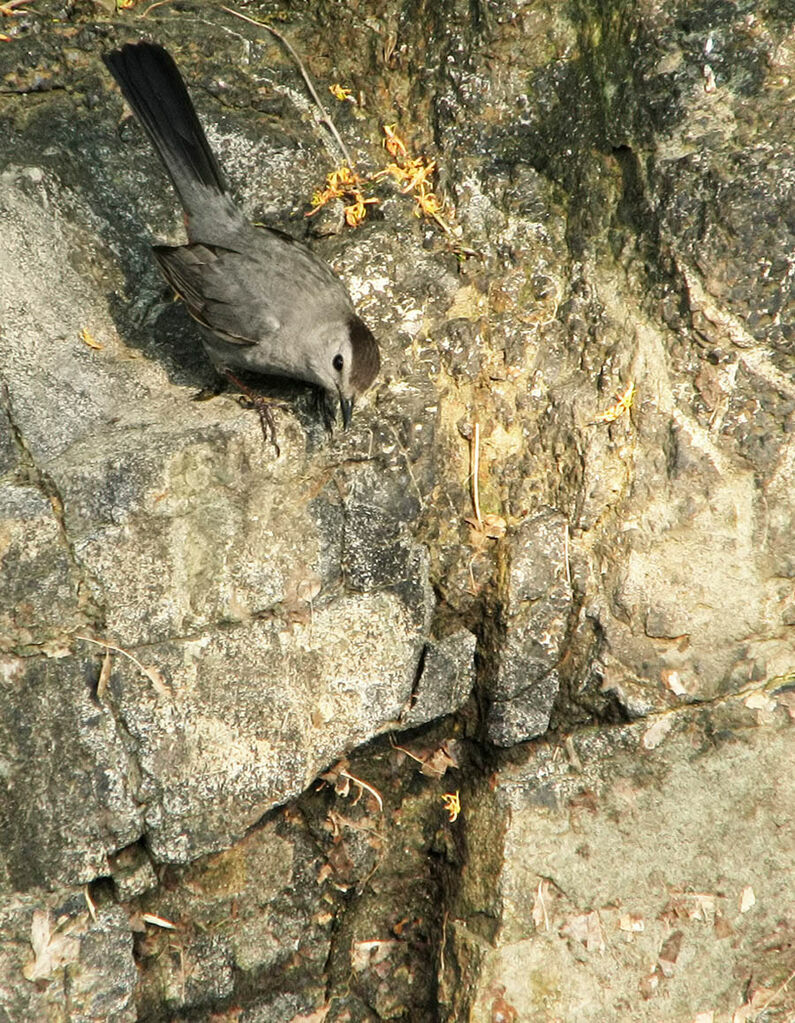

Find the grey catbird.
[{"left": 103, "top": 41, "right": 380, "bottom": 429}]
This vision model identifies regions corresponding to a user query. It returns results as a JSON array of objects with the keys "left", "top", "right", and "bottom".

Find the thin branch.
[
  {"left": 758, "top": 968, "right": 795, "bottom": 1012},
  {"left": 338, "top": 769, "right": 383, "bottom": 813},
  {"left": 75, "top": 635, "right": 168, "bottom": 697},
  {"left": 471, "top": 422, "right": 482, "bottom": 527},
  {"left": 139, "top": 0, "right": 173, "bottom": 16},
  {"left": 221, "top": 6, "right": 353, "bottom": 167},
  {"left": 564, "top": 520, "right": 571, "bottom": 587},
  {"left": 390, "top": 738, "right": 425, "bottom": 765}
]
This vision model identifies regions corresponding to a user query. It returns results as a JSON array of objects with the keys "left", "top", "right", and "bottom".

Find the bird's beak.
[{"left": 340, "top": 395, "right": 354, "bottom": 429}]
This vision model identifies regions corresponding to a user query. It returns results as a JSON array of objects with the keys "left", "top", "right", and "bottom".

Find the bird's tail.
[{"left": 103, "top": 42, "right": 237, "bottom": 236}]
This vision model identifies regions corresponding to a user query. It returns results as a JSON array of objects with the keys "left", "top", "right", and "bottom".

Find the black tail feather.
[{"left": 103, "top": 42, "right": 227, "bottom": 211}]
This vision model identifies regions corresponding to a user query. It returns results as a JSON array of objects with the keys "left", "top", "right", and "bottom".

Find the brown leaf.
[
  {"left": 464, "top": 513, "right": 507, "bottom": 540},
  {"left": 320, "top": 760, "right": 349, "bottom": 785},
  {"left": 350, "top": 939, "right": 399, "bottom": 973},
  {"left": 23, "top": 910, "right": 81, "bottom": 981},
  {"left": 714, "top": 912, "right": 733, "bottom": 939},
  {"left": 97, "top": 648, "right": 112, "bottom": 701},
  {"left": 420, "top": 744, "right": 458, "bottom": 778},
  {"left": 561, "top": 910, "right": 604, "bottom": 952},
  {"left": 327, "top": 838, "right": 355, "bottom": 883},
  {"left": 658, "top": 929, "right": 683, "bottom": 976},
  {"left": 490, "top": 991, "right": 519, "bottom": 1022}
]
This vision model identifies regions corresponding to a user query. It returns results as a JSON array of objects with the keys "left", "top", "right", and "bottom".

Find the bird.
[{"left": 102, "top": 41, "right": 380, "bottom": 437}]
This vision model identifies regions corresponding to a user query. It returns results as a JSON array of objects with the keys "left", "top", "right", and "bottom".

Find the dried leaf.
[
  {"left": 640, "top": 968, "right": 661, "bottom": 999},
  {"left": 714, "top": 912, "right": 733, "bottom": 939},
  {"left": 744, "top": 691, "right": 777, "bottom": 712},
  {"left": 79, "top": 327, "right": 104, "bottom": 350},
  {"left": 84, "top": 885, "right": 97, "bottom": 922},
  {"left": 642, "top": 716, "right": 673, "bottom": 750},
  {"left": 420, "top": 743, "right": 459, "bottom": 778},
  {"left": 320, "top": 759, "right": 349, "bottom": 785},
  {"left": 618, "top": 912, "right": 645, "bottom": 933},
  {"left": 591, "top": 381, "right": 635, "bottom": 424},
  {"left": 287, "top": 1006, "right": 329, "bottom": 1023},
  {"left": 296, "top": 576, "right": 322, "bottom": 603},
  {"left": 329, "top": 83, "right": 352, "bottom": 101},
  {"left": 30, "top": 909, "right": 50, "bottom": 957},
  {"left": 490, "top": 991, "right": 519, "bottom": 1022},
  {"left": 532, "top": 880, "right": 552, "bottom": 931},
  {"left": 564, "top": 735, "right": 583, "bottom": 771},
  {"left": 143, "top": 664, "right": 169, "bottom": 698},
  {"left": 739, "top": 885, "right": 755, "bottom": 913},
  {"left": 692, "top": 894, "right": 716, "bottom": 921},
  {"left": 96, "top": 648, "right": 112, "bottom": 701},
  {"left": 127, "top": 912, "right": 147, "bottom": 933},
  {"left": 23, "top": 910, "right": 81, "bottom": 982},
  {"left": 464, "top": 513, "right": 507, "bottom": 540},
  {"left": 561, "top": 910, "right": 604, "bottom": 952},
  {"left": 662, "top": 669, "right": 688, "bottom": 696},
  {"left": 658, "top": 929, "right": 683, "bottom": 976},
  {"left": 351, "top": 939, "right": 399, "bottom": 973},
  {"left": 441, "top": 790, "right": 461, "bottom": 823},
  {"left": 327, "top": 838, "right": 355, "bottom": 883}
]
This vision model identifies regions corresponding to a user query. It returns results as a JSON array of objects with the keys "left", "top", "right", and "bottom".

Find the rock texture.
[
  {"left": 440, "top": 687, "right": 794, "bottom": 1021},
  {"left": 0, "top": 0, "right": 792, "bottom": 1020}
]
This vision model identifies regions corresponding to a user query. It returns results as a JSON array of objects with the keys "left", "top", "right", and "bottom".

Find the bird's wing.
[{"left": 153, "top": 242, "right": 280, "bottom": 346}]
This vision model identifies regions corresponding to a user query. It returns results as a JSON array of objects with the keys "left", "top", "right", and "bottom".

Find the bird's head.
[{"left": 319, "top": 315, "right": 380, "bottom": 427}]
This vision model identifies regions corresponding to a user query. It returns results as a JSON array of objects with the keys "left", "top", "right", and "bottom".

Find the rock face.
[
  {"left": 0, "top": 1, "right": 792, "bottom": 1020},
  {"left": 441, "top": 690, "right": 794, "bottom": 1022}
]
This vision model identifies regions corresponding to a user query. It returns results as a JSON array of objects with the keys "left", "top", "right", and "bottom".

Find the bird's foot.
[{"left": 223, "top": 370, "right": 283, "bottom": 457}]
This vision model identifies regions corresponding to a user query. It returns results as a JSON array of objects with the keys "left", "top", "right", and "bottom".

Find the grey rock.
[
  {"left": 0, "top": 484, "right": 82, "bottom": 651},
  {"left": 0, "top": 1, "right": 792, "bottom": 1019},
  {"left": 0, "top": 895, "right": 136, "bottom": 1023},
  {"left": 109, "top": 844, "right": 158, "bottom": 901},
  {"left": 0, "top": 653, "right": 144, "bottom": 888},
  {"left": 0, "top": 401, "right": 20, "bottom": 476},
  {"left": 0, "top": 160, "right": 437, "bottom": 876},
  {"left": 401, "top": 629, "right": 477, "bottom": 727},
  {"left": 487, "top": 508, "right": 573, "bottom": 745},
  {"left": 442, "top": 690, "right": 794, "bottom": 1021}
]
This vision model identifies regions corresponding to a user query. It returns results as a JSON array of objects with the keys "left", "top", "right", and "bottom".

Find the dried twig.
[
  {"left": 0, "top": 0, "right": 35, "bottom": 16},
  {"left": 140, "top": 0, "right": 173, "bottom": 17},
  {"left": 338, "top": 769, "right": 384, "bottom": 813},
  {"left": 439, "top": 909, "right": 448, "bottom": 979},
  {"left": 75, "top": 635, "right": 168, "bottom": 697},
  {"left": 84, "top": 886, "right": 97, "bottom": 922},
  {"left": 221, "top": 6, "right": 353, "bottom": 167},
  {"left": 535, "top": 880, "right": 550, "bottom": 931},
  {"left": 564, "top": 520, "right": 571, "bottom": 587},
  {"left": 470, "top": 422, "right": 482, "bottom": 527},
  {"left": 757, "top": 968, "right": 795, "bottom": 1013},
  {"left": 142, "top": 913, "right": 177, "bottom": 930},
  {"left": 390, "top": 739, "right": 425, "bottom": 764}
]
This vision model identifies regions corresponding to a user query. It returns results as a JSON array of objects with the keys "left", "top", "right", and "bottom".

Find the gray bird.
[{"left": 103, "top": 41, "right": 380, "bottom": 429}]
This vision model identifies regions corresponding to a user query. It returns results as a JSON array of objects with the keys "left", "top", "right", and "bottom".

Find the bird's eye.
[{"left": 332, "top": 354, "right": 344, "bottom": 373}]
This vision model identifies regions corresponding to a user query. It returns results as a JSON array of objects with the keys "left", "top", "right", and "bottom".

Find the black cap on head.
[{"left": 348, "top": 316, "right": 380, "bottom": 395}]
